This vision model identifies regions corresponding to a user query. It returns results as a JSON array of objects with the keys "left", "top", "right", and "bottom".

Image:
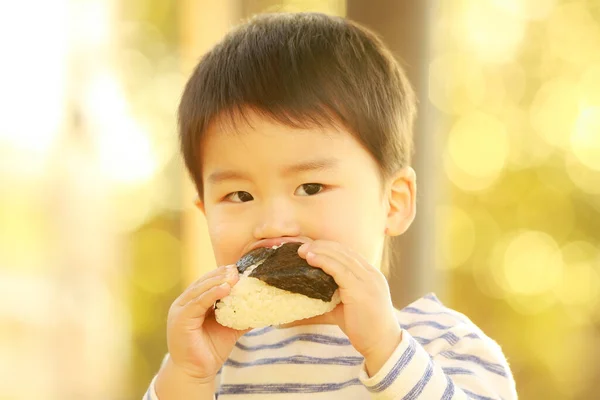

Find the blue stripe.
[
  {"left": 236, "top": 334, "right": 351, "bottom": 351},
  {"left": 402, "top": 361, "right": 434, "bottom": 399},
  {"left": 441, "top": 374, "right": 455, "bottom": 400},
  {"left": 402, "top": 320, "right": 454, "bottom": 330},
  {"left": 244, "top": 326, "right": 275, "bottom": 337},
  {"left": 414, "top": 330, "right": 482, "bottom": 348},
  {"left": 366, "top": 336, "right": 417, "bottom": 393},
  {"left": 219, "top": 379, "right": 361, "bottom": 394},
  {"left": 402, "top": 307, "right": 465, "bottom": 320},
  {"left": 443, "top": 366, "right": 474, "bottom": 375},
  {"left": 424, "top": 293, "right": 442, "bottom": 304},
  {"left": 440, "top": 351, "right": 508, "bottom": 378},
  {"left": 414, "top": 332, "right": 461, "bottom": 346},
  {"left": 464, "top": 389, "right": 497, "bottom": 400},
  {"left": 225, "top": 355, "right": 364, "bottom": 368}
]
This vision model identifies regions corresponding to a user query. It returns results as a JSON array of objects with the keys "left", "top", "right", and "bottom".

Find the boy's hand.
[
  {"left": 165, "top": 265, "right": 249, "bottom": 382},
  {"left": 298, "top": 240, "right": 403, "bottom": 376}
]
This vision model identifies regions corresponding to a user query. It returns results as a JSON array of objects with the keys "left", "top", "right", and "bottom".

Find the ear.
[
  {"left": 194, "top": 197, "right": 206, "bottom": 215},
  {"left": 384, "top": 167, "right": 417, "bottom": 236}
]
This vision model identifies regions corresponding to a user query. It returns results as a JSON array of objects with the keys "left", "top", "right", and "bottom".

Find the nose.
[{"left": 253, "top": 197, "right": 301, "bottom": 239}]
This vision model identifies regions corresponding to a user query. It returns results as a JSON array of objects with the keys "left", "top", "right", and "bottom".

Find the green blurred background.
[{"left": 1, "top": 0, "right": 599, "bottom": 399}]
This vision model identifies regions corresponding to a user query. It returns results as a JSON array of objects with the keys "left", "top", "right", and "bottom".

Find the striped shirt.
[{"left": 145, "top": 293, "right": 517, "bottom": 399}]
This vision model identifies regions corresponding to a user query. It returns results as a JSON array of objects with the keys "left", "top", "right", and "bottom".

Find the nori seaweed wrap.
[{"left": 237, "top": 242, "right": 338, "bottom": 302}]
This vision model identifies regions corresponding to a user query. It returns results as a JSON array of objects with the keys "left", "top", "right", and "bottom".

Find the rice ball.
[{"left": 215, "top": 242, "right": 341, "bottom": 330}]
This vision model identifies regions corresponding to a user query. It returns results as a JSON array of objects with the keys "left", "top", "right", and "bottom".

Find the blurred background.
[{"left": 1, "top": 0, "right": 599, "bottom": 398}]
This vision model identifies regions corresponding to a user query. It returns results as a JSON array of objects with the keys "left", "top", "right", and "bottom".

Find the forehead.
[{"left": 200, "top": 109, "right": 368, "bottom": 172}]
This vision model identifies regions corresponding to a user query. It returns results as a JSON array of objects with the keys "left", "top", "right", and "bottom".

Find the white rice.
[{"left": 215, "top": 255, "right": 340, "bottom": 330}]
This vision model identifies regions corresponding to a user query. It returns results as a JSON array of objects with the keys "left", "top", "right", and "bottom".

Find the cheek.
[
  {"left": 206, "top": 214, "right": 249, "bottom": 266},
  {"left": 309, "top": 192, "right": 386, "bottom": 264}
]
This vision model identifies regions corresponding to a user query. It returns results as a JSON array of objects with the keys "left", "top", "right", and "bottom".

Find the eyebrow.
[
  {"left": 282, "top": 157, "right": 338, "bottom": 176},
  {"left": 206, "top": 158, "right": 339, "bottom": 184}
]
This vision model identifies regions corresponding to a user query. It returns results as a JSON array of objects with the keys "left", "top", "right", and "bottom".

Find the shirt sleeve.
[{"left": 357, "top": 327, "right": 517, "bottom": 400}]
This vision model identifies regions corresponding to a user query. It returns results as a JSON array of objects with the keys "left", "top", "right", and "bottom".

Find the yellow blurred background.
[{"left": 1, "top": 0, "right": 599, "bottom": 399}]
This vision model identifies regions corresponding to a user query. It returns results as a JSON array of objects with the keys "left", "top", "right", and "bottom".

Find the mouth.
[{"left": 246, "top": 237, "right": 311, "bottom": 254}]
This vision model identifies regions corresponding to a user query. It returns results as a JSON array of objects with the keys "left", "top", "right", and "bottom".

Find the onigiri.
[{"left": 215, "top": 242, "right": 341, "bottom": 330}]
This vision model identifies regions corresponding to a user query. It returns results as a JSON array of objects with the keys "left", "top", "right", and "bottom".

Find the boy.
[{"left": 145, "top": 12, "right": 517, "bottom": 399}]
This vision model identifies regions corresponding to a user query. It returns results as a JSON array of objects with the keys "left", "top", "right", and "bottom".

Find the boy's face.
[{"left": 198, "top": 109, "right": 407, "bottom": 269}]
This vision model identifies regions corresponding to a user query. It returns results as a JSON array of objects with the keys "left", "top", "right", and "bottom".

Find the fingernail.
[
  {"left": 220, "top": 282, "right": 230, "bottom": 289},
  {"left": 298, "top": 243, "right": 308, "bottom": 253}
]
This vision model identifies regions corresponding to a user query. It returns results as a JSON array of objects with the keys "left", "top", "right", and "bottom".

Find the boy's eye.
[
  {"left": 295, "top": 183, "right": 323, "bottom": 196},
  {"left": 225, "top": 191, "right": 254, "bottom": 203}
]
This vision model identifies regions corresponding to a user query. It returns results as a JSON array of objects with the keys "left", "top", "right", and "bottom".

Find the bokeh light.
[
  {"left": 530, "top": 77, "right": 580, "bottom": 149},
  {"left": 501, "top": 231, "right": 563, "bottom": 296},
  {"left": 435, "top": 0, "right": 600, "bottom": 397},
  {"left": 570, "top": 106, "right": 600, "bottom": 171},
  {"left": 444, "top": 112, "right": 509, "bottom": 191},
  {"left": 455, "top": 0, "right": 526, "bottom": 64}
]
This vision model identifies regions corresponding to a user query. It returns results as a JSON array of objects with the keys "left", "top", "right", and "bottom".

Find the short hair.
[{"left": 179, "top": 12, "right": 417, "bottom": 198}]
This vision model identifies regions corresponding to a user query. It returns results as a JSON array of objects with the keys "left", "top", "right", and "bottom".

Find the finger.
[
  {"left": 179, "top": 265, "right": 229, "bottom": 302},
  {"left": 304, "top": 251, "right": 362, "bottom": 289},
  {"left": 178, "top": 271, "right": 239, "bottom": 307},
  {"left": 177, "top": 265, "right": 238, "bottom": 306},
  {"left": 336, "top": 244, "right": 374, "bottom": 270},
  {"left": 301, "top": 241, "right": 369, "bottom": 277},
  {"left": 180, "top": 282, "right": 232, "bottom": 319}
]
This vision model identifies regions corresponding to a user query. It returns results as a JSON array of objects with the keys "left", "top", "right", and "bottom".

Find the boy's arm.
[
  {"left": 358, "top": 313, "right": 517, "bottom": 399},
  {"left": 143, "top": 354, "right": 217, "bottom": 400},
  {"left": 296, "top": 242, "right": 516, "bottom": 398}
]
